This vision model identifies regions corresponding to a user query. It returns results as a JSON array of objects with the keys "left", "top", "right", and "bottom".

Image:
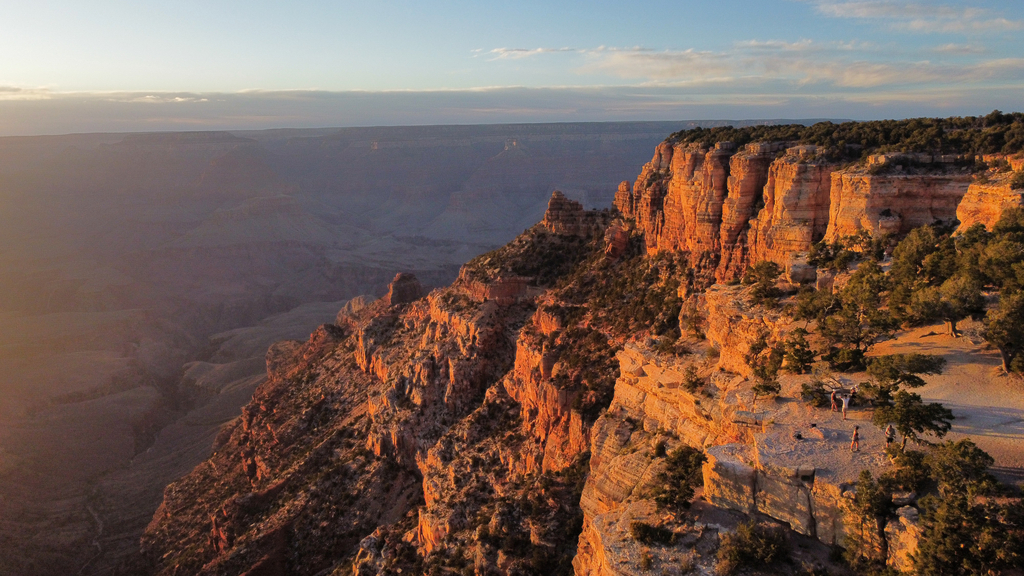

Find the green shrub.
[
  {"left": 716, "top": 521, "right": 789, "bottom": 575},
  {"left": 782, "top": 328, "right": 815, "bottom": 374},
  {"left": 799, "top": 379, "right": 832, "bottom": 408},
  {"left": 1011, "top": 170, "right": 1024, "bottom": 190},
  {"left": 629, "top": 521, "right": 676, "bottom": 546},
  {"left": 639, "top": 550, "right": 653, "bottom": 571},
  {"left": 681, "top": 364, "right": 705, "bottom": 394},
  {"left": 652, "top": 446, "right": 706, "bottom": 513},
  {"left": 743, "top": 261, "right": 783, "bottom": 307}
]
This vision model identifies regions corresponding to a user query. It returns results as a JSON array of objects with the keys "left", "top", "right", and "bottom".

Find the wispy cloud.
[
  {"left": 932, "top": 43, "right": 986, "bottom": 55},
  {"left": 481, "top": 37, "right": 1024, "bottom": 90},
  {"left": 484, "top": 47, "right": 579, "bottom": 60},
  {"left": 583, "top": 48, "right": 733, "bottom": 81},
  {"left": 736, "top": 39, "right": 816, "bottom": 51},
  {"left": 808, "top": 1, "right": 1024, "bottom": 33}
]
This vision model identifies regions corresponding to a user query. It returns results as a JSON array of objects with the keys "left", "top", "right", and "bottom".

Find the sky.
[{"left": 1, "top": 0, "right": 1022, "bottom": 135}]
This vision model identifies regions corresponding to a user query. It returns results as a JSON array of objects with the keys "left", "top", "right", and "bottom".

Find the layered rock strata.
[
  {"left": 382, "top": 272, "right": 424, "bottom": 306},
  {"left": 618, "top": 142, "right": 979, "bottom": 282},
  {"left": 574, "top": 337, "right": 896, "bottom": 574},
  {"left": 955, "top": 174, "right": 1024, "bottom": 232},
  {"left": 543, "top": 190, "right": 606, "bottom": 237},
  {"left": 747, "top": 149, "right": 834, "bottom": 272},
  {"left": 824, "top": 169, "right": 972, "bottom": 241}
]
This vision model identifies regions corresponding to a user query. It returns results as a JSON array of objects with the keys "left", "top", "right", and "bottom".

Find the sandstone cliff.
[
  {"left": 572, "top": 336, "right": 883, "bottom": 575},
  {"left": 618, "top": 144, "right": 990, "bottom": 283},
  {"left": 955, "top": 172, "right": 1024, "bottom": 232}
]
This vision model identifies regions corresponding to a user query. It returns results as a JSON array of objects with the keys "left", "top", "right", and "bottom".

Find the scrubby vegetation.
[
  {"left": 1011, "top": 170, "right": 1024, "bottom": 190},
  {"left": 669, "top": 111, "right": 1024, "bottom": 157},
  {"left": 742, "top": 261, "right": 783, "bottom": 307},
  {"left": 541, "top": 233, "right": 690, "bottom": 422},
  {"left": 461, "top": 225, "right": 595, "bottom": 286},
  {"left": 651, "top": 445, "right": 707, "bottom": 513},
  {"left": 842, "top": 439, "right": 1023, "bottom": 575},
  {"left": 716, "top": 521, "right": 790, "bottom": 575},
  {"left": 556, "top": 327, "right": 619, "bottom": 421},
  {"left": 745, "top": 330, "right": 783, "bottom": 406},
  {"left": 779, "top": 207, "right": 1024, "bottom": 374},
  {"left": 629, "top": 521, "right": 677, "bottom": 546}
]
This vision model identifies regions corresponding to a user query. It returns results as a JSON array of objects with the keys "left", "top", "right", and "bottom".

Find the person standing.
[
  {"left": 830, "top": 389, "right": 838, "bottom": 412},
  {"left": 851, "top": 425, "right": 860, "bottom": 452},
  {"left": 884, "top": 424, "right": 896, "bottom": 448},
  {"left": 841, "top": 394, "right": 851, "bottom": 420}
]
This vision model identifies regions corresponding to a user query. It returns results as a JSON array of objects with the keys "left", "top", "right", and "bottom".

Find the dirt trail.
[{"left": 871, "top": 321, "right": 1024, "bottom": 477}]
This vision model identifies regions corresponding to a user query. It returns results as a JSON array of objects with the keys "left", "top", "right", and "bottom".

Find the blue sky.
[{"left": 1, "top": 0, "right": 1022, "bottom": 134}]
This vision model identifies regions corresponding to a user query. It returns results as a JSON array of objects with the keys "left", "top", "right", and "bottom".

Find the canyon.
[
  {"left": 6, "top": 119, "right": 1024, "bottom": 575},
  {"left": 138, "top": 126, "right": 1024, "bottom": 575},
  {"left": 0, "top": 121, "right": 710, "bottom": 575}
]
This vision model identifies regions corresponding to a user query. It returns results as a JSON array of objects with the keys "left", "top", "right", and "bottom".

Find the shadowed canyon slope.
[{"left": 0, "top": 121, "right": 741, "bottom": 575}]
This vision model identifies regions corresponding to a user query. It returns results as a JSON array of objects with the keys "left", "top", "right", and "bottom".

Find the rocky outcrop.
[
  {"left": 716, "top": 144, "right": 776, "bottom": 282},
  {"left": 619, "top": 141, "right": 825, "bottom": 283},
  {"left": 956, "top": 175, "right": 1024, "bottom": 232},
  {"left": 542, "top": 190, "right": 602, "bottom": 236},
  {"left": 659, "top": 143, "right": 733, "bottom": 263},
  {"left": 573, "top": 334, "right": 882, "bottom": 574},
  {"left": 382, "top": 273, "right": 423, "bottom": 306},
  {"left": 885, "top": 506, "right": 923, "bottom": 573},
  {"left": 702, "top": 285, "right": 790, "bottom": 377}
]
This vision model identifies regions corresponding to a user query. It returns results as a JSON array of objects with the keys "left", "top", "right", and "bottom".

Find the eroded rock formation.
[
  {"left": 382, "top": 272, "right": 424, "bottom": 306},
  {"left": 824, "top": 169, "right": 972, "bottom": 241},
  {"left": 956, "top": 174, "right": 1024, "bottom": 232},
  {"left": 618, "top": 141, "right": 986, "bottom": 283}
]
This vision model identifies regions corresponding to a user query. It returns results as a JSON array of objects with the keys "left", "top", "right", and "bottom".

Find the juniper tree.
[
  {"left": 742, "top": 261, "right": 783, "bottom": 308},
  {"left": 819, "top": 259, "right": 896, "bottom": 370},
  {"left": 984, "top": 290, "right": 1024, "bottom": 372},
  {"left": 782, "top": 328, "right": 815, "bottom": 374},
  {"left": 872, "top": 390, "right": 954, "bottom": 449},
  {"left": 863, "top": 353, "right": 946, "bottom": 404},
  {"left": 746, "top": 330, "right": 783, "bottom": 406}
]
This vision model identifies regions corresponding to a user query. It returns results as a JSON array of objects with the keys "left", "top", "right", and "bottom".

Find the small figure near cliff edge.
[
  {"left": 851, "top": 426, "right": 860, "bottom": 452},
  {"left": 841, "top": 394, "right": 851, "bottom": 420},
  {"left": 884, "top": 424, "right": 896, "bottom": 448},
  {"left": 830, "top": 389, "right": 838, "bottom": 412}
]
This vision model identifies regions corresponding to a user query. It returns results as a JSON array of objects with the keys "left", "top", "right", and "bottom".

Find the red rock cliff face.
[
  {"left": 660, "top": 144, "right": 732, "bottom": 262},
  {"left": 624, "top": 142, "right": 674, "bottom": 249},
  {"left": 618, "top": 141, "right": 795, "bottom": 282},
  {"left": 955, "top": 173, "right": 1024, "bottom": 232},
  {"left": 621, "top": 141, "right": 982, "bottom": 281},
  {"left": 748, "top": 148, "right": 834, "bottom": 267},
  {"left": 716, "top": 144, "right": 776, "bottom": 282},
  {"left": 825, "top": 169, "right": 972, "bottom": 241}
]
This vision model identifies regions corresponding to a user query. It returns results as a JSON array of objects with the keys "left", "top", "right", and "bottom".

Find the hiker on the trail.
[
  {"left": 830, "top": 389, "right": 838, "bottom": 412},
  {"left": 851, "top": 425, "right": 860, "bottom": 452},
  {"left": 841, "top": 394, "right": 851, "bottom": 420},
  {"left": 885, "top": 424, "right": 896, "bottom": 448}
]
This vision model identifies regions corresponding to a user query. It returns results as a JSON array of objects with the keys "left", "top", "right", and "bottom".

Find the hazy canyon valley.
[{"left": 0, "top": 121, "right": 704, "bottom": 574}]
